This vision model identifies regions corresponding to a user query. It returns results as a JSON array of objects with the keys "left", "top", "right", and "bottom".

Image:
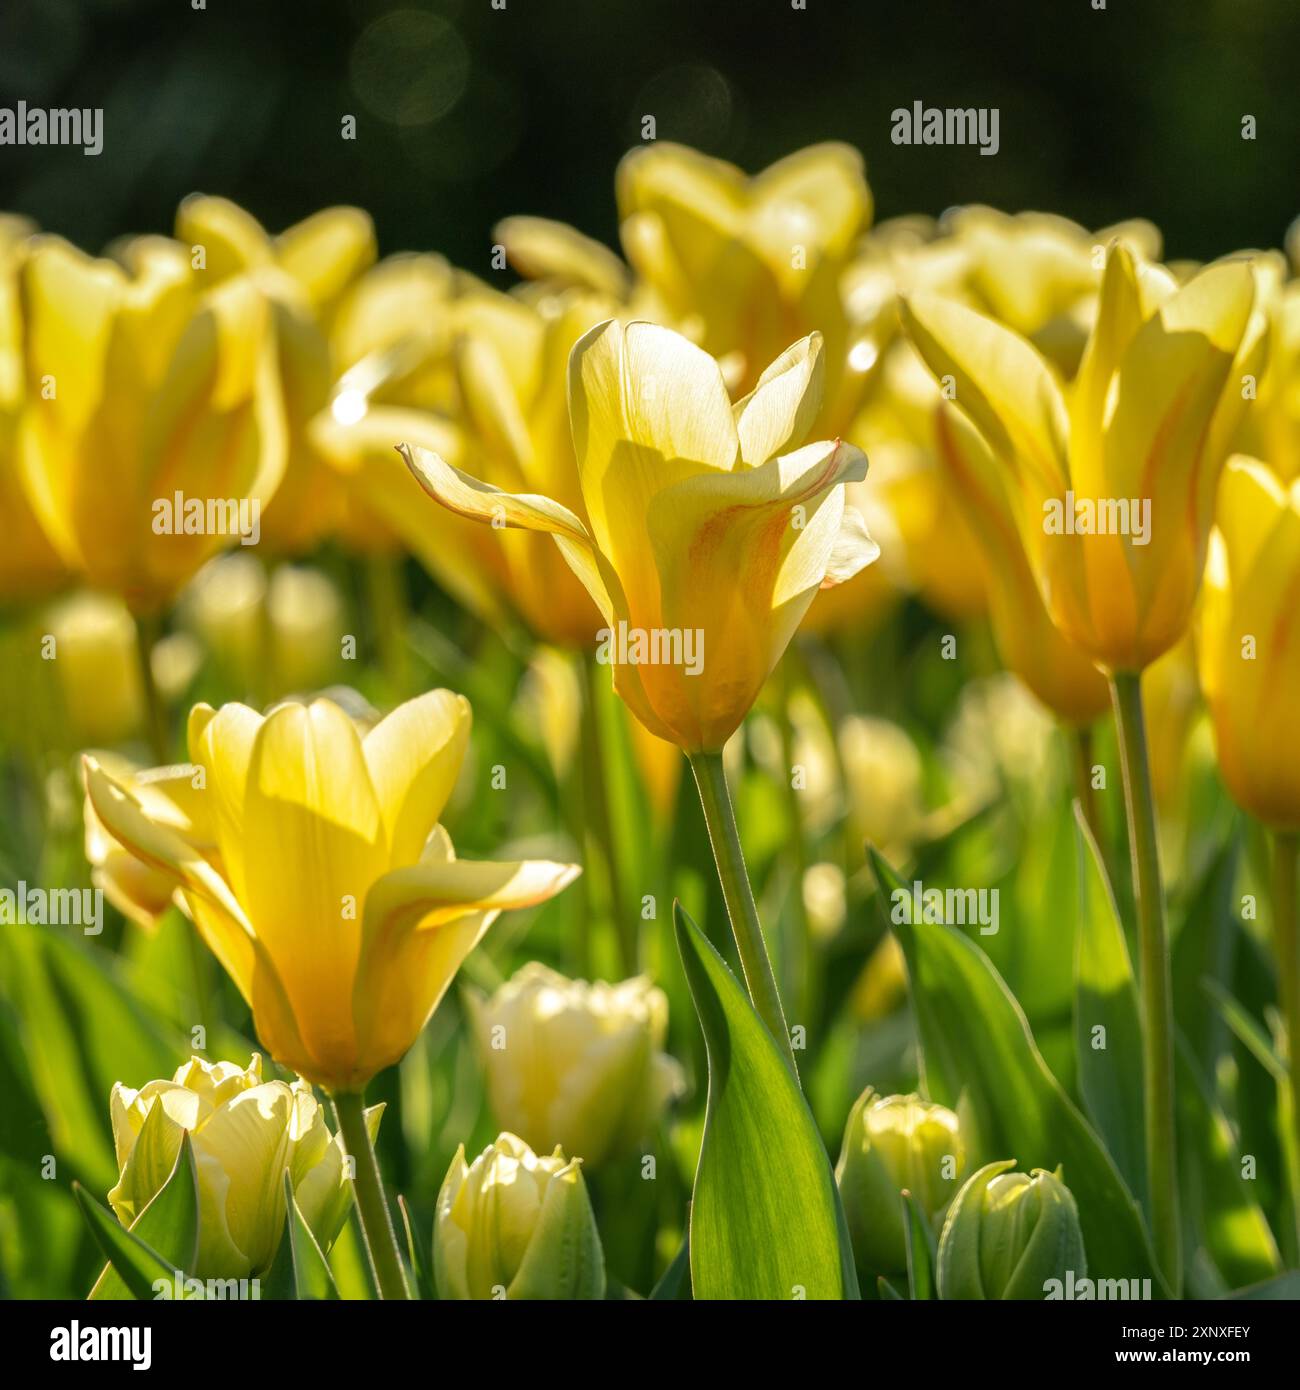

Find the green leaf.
[
  {"left": 902, "top": 1191, "right": 934, "bottom": 1301},
  {"left": 877, "top": 1275, "right": 905, "bottom": 1300},
  {"left": 1203, "top": 979, "right": 1288, "bottom": 1084},
  {"left": 673, "top": 902, "right": 858, "bottom": 1299},
  {"left": 398, "top": 1194, "right": 433, "bottom": 1300},
  {"left": 1072, "top": 803, "right": 1147, "bottom": 1213},
  {"left": 88, "top": 1127, "right": 199, "bottom": 1300},
  {"left": 1175, "top": 1037, "right": 1281, "bottom": 1290},
  {"left": 284, "top": 1172, "right": 339, "bottom": 1300},
  {"left": 74, "top": 1183, "right": 175, "bottom": 1301},
  {"left": 869, "top": 846, "right": 1166, "bottom": 1294},
  {"left": 648, "top": 1237, "right": 692, "bottom": 1301},
  {"left": 1225, "top": 1271, "right": 1300, "bottom": 1300}
]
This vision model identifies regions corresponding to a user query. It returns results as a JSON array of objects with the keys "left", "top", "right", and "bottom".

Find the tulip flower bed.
[{"left": 2, "top": 127, "right": 1300, "bottom": 1316}]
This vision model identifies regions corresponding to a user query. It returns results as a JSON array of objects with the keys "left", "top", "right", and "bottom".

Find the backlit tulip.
[
  {"left": 902, "top": 244, "right": 1265, "bottom": 672},
  {"left": 1199, "top": 457, "right": 1300, "bottom": 829},
  {"left": 18, "top": 235, "right": 286, "bottom": 613},
  {"left": 617, "top": 142, "right": 874, "bottom": 433},
  {"left": 82, "top": 690, "right": 580, "bottom": 1090},
  {"left": 468, "top": 962, "right": 683, "bottom": 1167},
  {"left": 434, "top": 1132, "right": 605, "bottom": 1300},
  {"left": 836, "top": 1089, "right": 964, "bottom": 1277},
  {"left": 404, "top": 321, "right": 877, "bottom": 751},
  {"left": 109, "top": 1054, "right": 376, "bottom": 1278},
  {"left": 0, "top": 215, "right": 66, "bottom": 603},
  {"left": 936, "top": 1161, "right": 1086, "bottom": 1300}
]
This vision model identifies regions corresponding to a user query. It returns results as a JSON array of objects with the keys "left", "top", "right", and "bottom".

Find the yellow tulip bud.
[
  {"left": 108, "top": 1054, "right": 371, "bottom": 1278},
  {"left": 43, "top": 590, "right": 143, "bottom": 745},
  {"left": 19, "top": 236, "right": 287, "bottom": 612},
  {"left": 434, "top": 1133, "right": 604, "bottom": 1300},
  {"left": 902, "top": 245, "right": 1265, "bottom": 672},
  {"left": 835, "top": 1090, "right": 964, "bottom": 1277},
  {"left": 936, "top": 1160, "right": 1086, "bottom": 1300},
  {"left": 404, "top": 320, "right": 878, "bottom": 751},
  {"left": 1199, "top": 457, "right": 1300, "bottom": 828},
  {"left": 470, "top": 963, "right": 683, "bottom": 1168},
  {"left": 83, "top": 692, "right": 579, "bottom": 1090}
]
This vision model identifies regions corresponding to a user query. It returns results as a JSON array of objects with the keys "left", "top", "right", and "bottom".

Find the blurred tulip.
[
  {"left": 0, "top": 215, "right": 66, "bottom": 603},
  {"left": 936, "top": 1160, "right": 1086, "bottom": 1300},
  {"left": 18, "top": 235, "right": 286, "bottom": 612},
  {"left": 43, "top": 590, "right": 144, "bottom": 745},
  {"left": 903, "top": 245, "right": 1265, "bottom": 672},
  {"left": 1238, "top": 274, "right": 1300, "bottom": 484},
  {"left": 434, "top": 1132, "right": 605, "bottom": 1300},
  {"left": 404, "top": 321, "right": 877, "bottom": 751},
  {"left": 616, "top": 142, "right": 874, "bottom": 432},
  {"left": 840, "top": 714, "right": 927, "bottom": 859},
  {"left": 109, "top": 1054, "right": 376, "bottom": 1278},
  {"left": 83, "top": 690, "right": 580, "bottom": 1090},
  {"left": 836, "top": 1089, "right": 965, "bottom": 1277},
  {"left": 469, "top": 962, "right": 682, "bottom": 1167},
  {"left": 1200, "top": 457, "right": 1300, "bottom": 828}
]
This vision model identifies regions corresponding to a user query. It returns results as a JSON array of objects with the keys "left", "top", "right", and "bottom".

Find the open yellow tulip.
[
  {"left": 18, "top": 235, "right": 286, "bottom": 613},
  {"left": 82, "top": 690, "right": 580, "bottom": 1091},
  {"left": 901, "top": 243, "right": 1265, "bottom": 674},
  {"left": 403, "top": 320, "right": 877, "bottom": 753}
]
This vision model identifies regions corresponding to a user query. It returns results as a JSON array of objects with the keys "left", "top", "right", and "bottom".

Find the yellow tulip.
[
  {"left": 901, "top": 244, "right": 1265, "bottom": 672},
  {"left": 0, "top": 215, "right": 66, "bottom": 603},
  {"left": 82, "top": 690, "right": 580, "bottom": 1090},
  {"left": 175, "top": 196, "right": 378, "bottom": 554},
  {"left": 468, "top": 963, "right": 683, "bottom": 1168},
  {"left": 109, "top": 1053, "right": 375, "bottom": 1278},
  {"left": 403, "top": 320, "right": 877, "bottom": 751},
  {"left": 616, "top": 141, "right": 874, "bottom": 432},
  {"left": 1199, "top": 456, "right": 1300, "bottom": 828},
  {"left": 43, "top": 590, "right": 144, "bottom": 745},
  {"left": 434, "top": 1132, "right": 604, "bottom": 1300},
  {"left": 931, "top": 398, "right": 1111, "bottom": 723},
  {"left": 17, "top": 235, "right": 286, "bottom": 613},
  {"left": 1238, "top": 275, "right": 1300, "bottom": 484}
]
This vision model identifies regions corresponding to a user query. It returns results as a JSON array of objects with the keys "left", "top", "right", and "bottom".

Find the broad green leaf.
[
  {"left": 89, "top": 1127, "right": 199, "bottom": 1300},
  {"left": 1175, "top": 1037, "right": 1280, "bottom": 1290},
  {"left": 1226, "top": 1271, "right": 1300, "bottom": 1299},
  {"left": 327, "top": 1208, "right": 376, "bottom": 1300},
  {"left": 674, "top": 903, "right": 858, "bottom": 1299},
  {"left": 285, "top": 1172, "right": 339, "bottom": 1300},
  {"left": 1072, "top": 803, "right": 1147, "bottom": 1213},
  {"left": 869, "top": 847, "right": 1166, "bottom": 1294},
  {"left": 74, "top": 1182, "right": 175, "bottom": 1301}
]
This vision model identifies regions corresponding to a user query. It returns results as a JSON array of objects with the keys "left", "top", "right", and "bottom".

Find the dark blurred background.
[{"left": 1, "top": 0, "right": 1296, "bottom": 267}]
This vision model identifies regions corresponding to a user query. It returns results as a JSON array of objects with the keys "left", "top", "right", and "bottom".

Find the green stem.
[
  {"left": 689, "top": 749, "right": 797, "bottom": 1076},
  {"left": 1270, "top": 830, "right": 1300, "bottom": 1256},
  {"left": 776, "top": 657, "right": 812, "bottom": 1025},
  {"left": 1071, "top": 724, "right": 1100, "bottom": 843},
  {"left": 581, "top": 653, "right": 637, "bottom": 977},
  {"left": 364, "top": 553, "right": 409, "bottom": 697},
  {"left": 132, "top": 611, "right": 168, "bottom": 764},
  {"left": 332, "top": 1090, "right": 410, "bottom": 1300},
  {"left": 1110, "top": 672, "right": 1180, "bottom": 1294}
]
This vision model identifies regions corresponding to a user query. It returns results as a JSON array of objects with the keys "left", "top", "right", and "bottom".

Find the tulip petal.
[
  {"left": 353, "top": 854, "right": 581, "bottom": 1082},
  {"left": 494, "top": 215, "right": 630, "bottom": 299},
  {"left": 363, "top": 690, "right": 472, "bottom": 865},
  {"left": 274, "top": 206, "right": 376, "bottom": 315},
  {"left": 732, "top": 333, "right": 825, "bottom": 466}
]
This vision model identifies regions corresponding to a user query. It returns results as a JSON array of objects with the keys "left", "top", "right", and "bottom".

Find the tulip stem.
[
  {"left": 1270, "top": 830, "right": 1300, "bottom": 1256},
  {"left": 581, "top": 653, "right": 638, "bottom": 976},
  {"left": 332, "top": 1090, "right": 410, "bottom": 1300},
  {"left": 132, "top": 612, "right": 168, "bottom": 763},
  {"left": 1110, "top": 672, "right": 1181, "bottom": 1294},
  {"left": 364, "top": 553, "right": 409, "bottom": 697},
  {"left": 689, "top": 749, "right": 797, "bottom": 1076}
]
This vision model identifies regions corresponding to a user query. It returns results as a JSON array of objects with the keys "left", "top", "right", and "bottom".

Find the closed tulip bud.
[
  {"left": 936, "top": 1160, "right": 1086, "bottom": 1300},
  {"left": 84, "top": 691, "right": 580, "bottom": 1090},
  {"left": 404, "top": 321, "right": 878, "bottom": 751},
  {"left": 1199, "top": 457, "right": 1300, "bottom": 828},
  {"left": 108, "top": 1054, "right": 376, "bottom": 1279},
  {"left": 470, "top": 963, "right": 683, "bottom": 1168},
  {"left": 434, "top": 1132, "right": 604, "bottom": 1300},
  {"left": 43, "top": 590, "right": 144, "bottom": 745},
  {"left": 835, "top": 1090, "right": 964, "bottom": 1276}
]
